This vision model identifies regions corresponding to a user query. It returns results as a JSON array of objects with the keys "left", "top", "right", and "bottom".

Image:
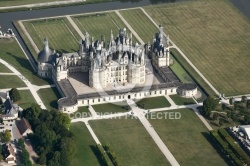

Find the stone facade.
[
  {"left": 37, "top": 28, "right": 145, "bottom": 89},
  {"left": 37, "top": 26, "right": 198, "bottom": 113}
]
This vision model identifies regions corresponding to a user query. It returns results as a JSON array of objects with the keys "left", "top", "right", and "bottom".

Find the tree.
[
  {"left": 227, "top": 111, "right": 232, "bottom": 119},
  {"left": 37, "top": 153, "right": 46, "bottom": 165},
  {"left": 47, "top": 151, "right": 61, "bottom": 166},
  {"left": 221, "top": 103, "right": 226, "bottom": 110},
  {"left": 234, "top": 103, "right": 239, "bottom": 111},
  {"left": 0, "top": 97, "right": 2, "bottom": 105},
  {"left": 60, "top": 137, "right": 76, "bottom": 166},
  {"left": 22, "top": 103, "right": 42, "bottom": 121},
  {"left": 244, "top": 114, "right": 250, "bottom": 124},
  {"left": 0, "top": 118, "right": 3, "bottom": 124},
  {"left": 219, "top": 119, "right": 224, "bottom": 126},
  {"left": 9, "top": 88, "right": 21, "bottom": 102},
  {"left": 1, "top": 130, "right": 11, "bottom": 143},
  {"left": 18, "top": 139, "right": 25, "bottom": 149},
  {"left": 203, "top": 96, "right": 218, "bottom": 117},
  {"left": 247, "top": 100, "right": 250, "bottom": 109},
  {"left": 241, "top": 96, "right": 247, "bottom": 103},
  {"left": 229, "top": 98, "right": 233, "bottom": 105},
  {"left": 213, "top": 113, "right": 219, "bottom": 120}
]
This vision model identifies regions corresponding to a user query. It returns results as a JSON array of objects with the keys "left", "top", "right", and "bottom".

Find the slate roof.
[
  {"left": 3, "top": 98, "right": 18, "bottom": 115},
  {"left": 2, "top": 144, "right": 15, "bottom": 159}
]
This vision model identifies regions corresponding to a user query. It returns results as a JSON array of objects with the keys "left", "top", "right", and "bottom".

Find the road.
[
  {"left": 72, "top": 96, "right": 213, "bottom": 165},
  {"left": 0, "top": 58, "right": 46, "bottom": 109},
  {"left": 0, "top": 0, "right": 85, "bottom": 10},
  {"left": 140, "top": 7, "right": 220, "bottom": 96}
]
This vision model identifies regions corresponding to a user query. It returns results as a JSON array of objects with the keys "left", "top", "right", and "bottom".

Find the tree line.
[{"left": 22, "top": 103, "right": 75, "bottom": 166}]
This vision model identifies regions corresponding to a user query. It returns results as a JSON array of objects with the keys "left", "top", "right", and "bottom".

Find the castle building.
[
  {"left": 37, "top": 28, "right": 145, "bottom": 89},
  {"left": 37, "top": 26, "right": 197, "bottom": 113}
]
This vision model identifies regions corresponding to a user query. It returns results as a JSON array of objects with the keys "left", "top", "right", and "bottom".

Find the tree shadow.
[
  {"left": 201, "top": 132, "right": 234, "bottom": 166},
  {"left": 90, "top": 145, "right": 106, "bottom": 166},
  {"left": 184, "top": 101, "right": 195, "bottom": 105}
]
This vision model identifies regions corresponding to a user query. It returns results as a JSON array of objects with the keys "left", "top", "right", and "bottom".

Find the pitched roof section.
[
  {"left": 17, "top": 118, "right": 32, "bottom": 135},
  {"left": 3, "top": 98, "right": 19, "bottom": 115}
]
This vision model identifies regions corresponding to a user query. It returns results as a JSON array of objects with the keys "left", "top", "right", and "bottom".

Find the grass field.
[
  {"left": 169, "top": 94, "right": 195, "bottom": 105},
  {"left": 69, "top": 106, "right": 91, "bottom": 119},
  {"left": 71, "top": 12, "right": 136, "bottom": 43},
  {"left": 0, "top": 63, "right": 11, "bottom": 73},
  {"left": 92, "top": 102, "right": 130, "bottom": 114},
  {"left": 136, "top": 96, "right": 171, "bottom": 109},
  {"left": 37, "top": 87, "right": 61, "bottom": 111},
  {"left": 23, "top": 17, "right": 81, "bottom": 57},
  {"left": 148, "top": 109, "right": 228, "bottom": 166},
  {"left": 70, "top": 122, "right": 102, "bottom": 166},
  {"left": 119, "top": 9, "right": 158, "bottom": 43},
  {"left": 169, "top": 55, "right": 193, "bottom": 83},
  {"left": 145, "top": 0, "right": 250, "bottom": 96},
  {"left": 0, "top": 38, "right": 51, "bottom": 85},
  {"left": 89, "top": 117, "right": 170, "bottom": 166},
  {"left": 15, "top": 90, "right": 36, "bottom": 109},
  {"left": 0, "top": 75, "right": 26, "bottom": 89}
]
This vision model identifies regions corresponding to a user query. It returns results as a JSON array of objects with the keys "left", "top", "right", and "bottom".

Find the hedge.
[
  {"left": 218, "top": 129, "right": 250, "bottom": 165},
  {"left": 210, "top": 131, "right": 242, "bottom": 166},
  {"left": 104, "top": 145, "right": 121, "bottom": 166},
  {"left": 96, "top": 144, "right": 113, "bottom": 166}
]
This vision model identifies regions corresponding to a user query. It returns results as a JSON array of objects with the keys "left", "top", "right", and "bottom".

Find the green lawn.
[
  {"left": 169, "top": 94, "right": 195, "bottom": 105},
  {"left": 23, "top": 17, "right": 80, "bottom": 57},
  {"left": 69, "top": 106, "right": 91, "bottom": 119},
  {"left": 170, "top": 48, "right": 216, "bottom": 97},
  {"left": 0, "top": 75, "right": 26, "bottom": 89},
  {"left": 71, "top": 12, "right": 136, "bottom": 44},
  {"left": 15, "top": 90, "right": 36, "bottom": 109},
  {"left": 145, "top": 0, "right": 250, "bottom": 96},
  {"left": 119, "top": 9, "right": 158, "bottom": 43},
  {"left": 169, "top": 55, "right": 193, "bottom": 83},
  {"left": 148, "top": 109, "right": 229, "bottom": 166},
  {"left": 70, "top": 122, "right": 102, "bottom": 166},
  {"left": 136, "top": 96, "right": 171, "bottom": 109},
  {"left": 92, "top": 102, "right": 130, "bottom": 114},
  {"left": 0, "top": 63, "right": 11, "bottom": 73},
  {"left": 0, "top": 38, "right": 51, "bottom": 85},
  {"left": 89, "top": 117, "right": 170, "bottom": 166},
  {"left": 37, "top": 87, "right": 61, "bottom": 111}
]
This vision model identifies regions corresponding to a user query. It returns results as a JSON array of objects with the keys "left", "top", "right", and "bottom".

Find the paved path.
[
  {"left": 0, "top": 58, "right": 46, "bottom": 109},
  {"left": 192, "top": 107, "right": 213, "bottom": 131},
  {"left": 66, "top": 15, "right": 85, "bottom": 39},
  {"left": 88, "top": 105, "right": 98, "bottom": 117},
  {"left": 85, "top": 121, "right": 101, "bottom": 144},
  {"left": 165, "top": 95, "right": 177, "bottom": 107},
  {"left": 0, "top": 85, "right": 55, "bottom": 93},
  {"left": 33, "top": 84, "right": 56, "bottom": 91},
  {"left": 140, "top": 7, "right": 220, "bottom": 96},
  {"left": 127, "top": 99, "right": 180, "bottom": 166},
  {"left": 0, "top": 73, "right": 16, "bottom": 75},
  {"left": 0, "top": 0, "right": 85, "bottom": 10},
  {"left": 115, "top": 10, "right": 145, "bottom": 45}
]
